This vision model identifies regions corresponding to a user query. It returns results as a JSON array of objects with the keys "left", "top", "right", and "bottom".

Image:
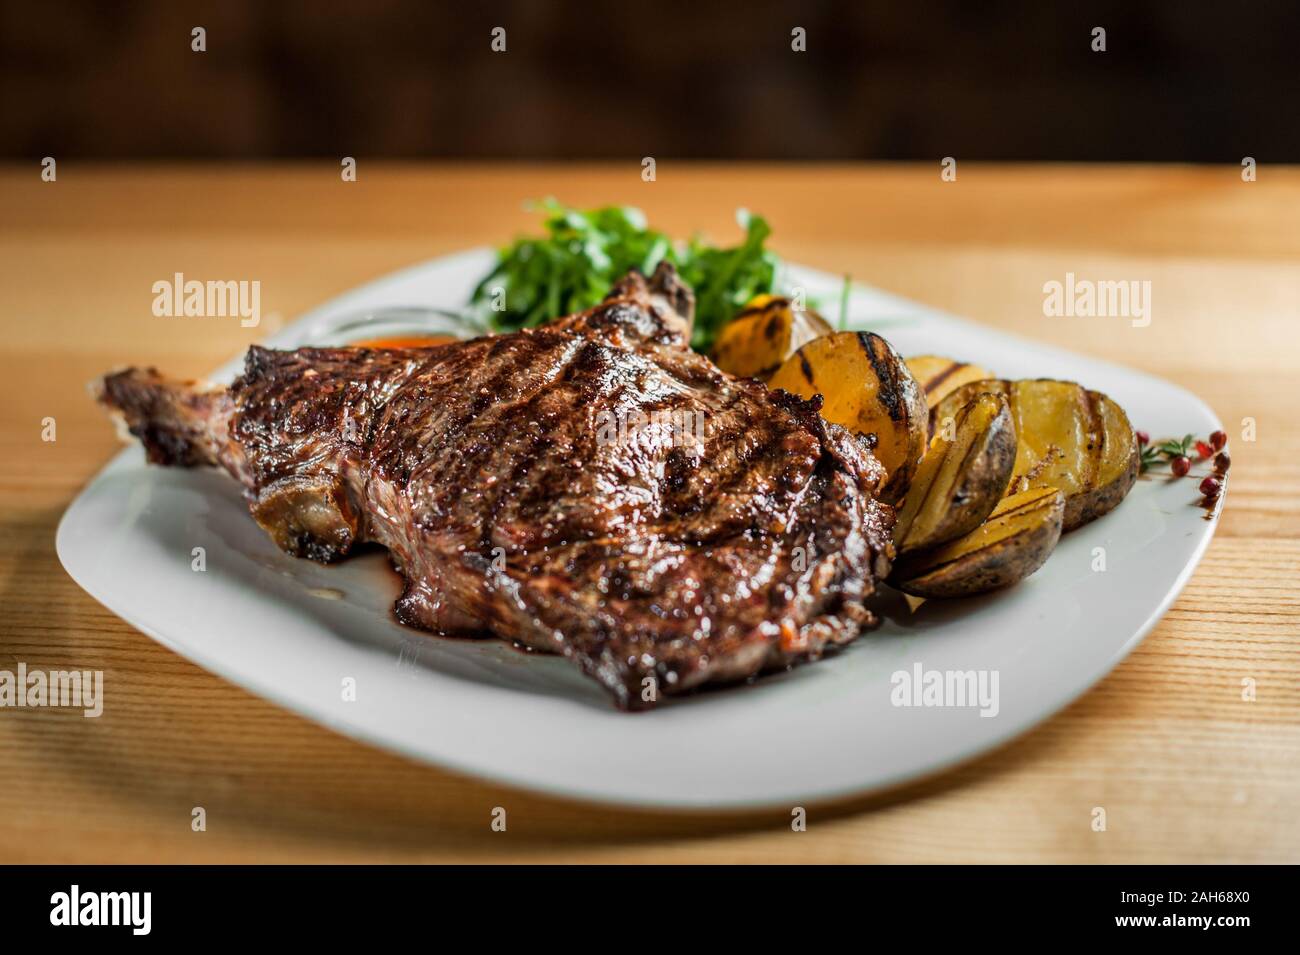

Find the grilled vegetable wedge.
[
  {"left": 932, "top": 378, "right": 1138, "bottom": 530},
  {"left": 712, "top": 295, "right": 834, "bottom": 380},
  {"left": 892, "top": 392, "right": 1017, "bottom": 554},
  {"left": 905, "top": 355, "right": 995, "bottom": 415},
  {"left": 769, "top": 331, "right": 927, "bottom": 502},
  {"left": 891, "top": 487, "right": 1065, "bottom": 598}
]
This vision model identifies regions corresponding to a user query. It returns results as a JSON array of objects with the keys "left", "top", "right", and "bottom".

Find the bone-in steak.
[{"left": 98, "top": 265, "right": 894, "bottom": 708}]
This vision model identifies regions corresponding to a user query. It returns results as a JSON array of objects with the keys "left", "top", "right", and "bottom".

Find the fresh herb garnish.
[
  {"left": 1157, "top": 434, "right": 1196, "bottom": 458},
  {"left": 469, "top": 200, "right": 782, "bottom": 352},
  {"left": 1138, "top": 429, "right": 1231, "bottom": 512},
  {"left": 1138, "top": 443, "right": 1163, "bottom": 474},
  {"left": 1140, "top": 433, "right": 1194, "bottom": 474},
  {"left": 1139, "top": 431, "right": 1231, "bottom": 480}
]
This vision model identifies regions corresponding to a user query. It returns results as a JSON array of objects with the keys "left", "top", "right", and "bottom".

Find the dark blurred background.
[{"left": 3, "top": 0, "right": 1297, "bottom": 161}]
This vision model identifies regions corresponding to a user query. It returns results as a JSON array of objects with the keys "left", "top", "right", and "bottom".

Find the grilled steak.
[{"left": 97, "top": 264, "right": 894, "bottom": 708}]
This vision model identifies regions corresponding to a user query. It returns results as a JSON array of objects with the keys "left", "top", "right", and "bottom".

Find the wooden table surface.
[{"left": 2, "top": 163, "right": 1297, "bottom": 863}]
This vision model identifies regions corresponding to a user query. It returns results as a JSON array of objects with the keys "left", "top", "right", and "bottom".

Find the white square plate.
[{"left": 57, "top": 249, "right": 1222, "bottom": 809}]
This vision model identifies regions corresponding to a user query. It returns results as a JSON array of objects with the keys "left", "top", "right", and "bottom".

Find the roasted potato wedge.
[
  {"left": 931, "top": 378, "right": 1139, "bottom": 531},
  {"left": 892, "top": 392, "right": 1017, "bottom": 554},
  {"left": 905, "top": 355, "right": 995, "bottom": 415},
  {"left": 891, "top": 487, "right": 1065, "bottom": 598},
  {"left": 769, "top": 331, "right": 928, "bottom": 502},
  {"left": 712, "top": 295, "right": 834, "bottom": 380}
]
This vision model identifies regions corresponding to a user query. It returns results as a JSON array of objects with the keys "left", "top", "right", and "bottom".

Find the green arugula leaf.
[{"left": 469, "top": 200, "right": 784, "bottom": 352}]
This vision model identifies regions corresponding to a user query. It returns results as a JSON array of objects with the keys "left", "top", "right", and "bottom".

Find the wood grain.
[{"left": 1, "top": 163, "right": 1297, "bottom": 863}]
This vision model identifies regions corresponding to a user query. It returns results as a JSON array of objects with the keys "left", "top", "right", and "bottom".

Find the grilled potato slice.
[
  {"left": 905, "top": 355, "right": 995, "bottom": 415},
  {"left": 892, "top": 392, "right": 1017, "bottom": 554},
  {"left": 892, "top": 487, "right": 1065, "bottom": 598},
  {"left": 769, "top": 331, "right": 927, "bottom": 502},
  {"left": 712, "top": 295, "right": 834, "bottom": 380},
  {"left": 932, "top": 378, "right": 1138, "bottom": 531}
]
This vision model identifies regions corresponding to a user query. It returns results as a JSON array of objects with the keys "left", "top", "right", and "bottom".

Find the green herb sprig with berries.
[{"left": 1137, "top": 428, "right": 1230, "bottom": 506}]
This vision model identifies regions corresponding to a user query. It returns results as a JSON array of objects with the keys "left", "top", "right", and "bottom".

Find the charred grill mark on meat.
[{"left": 96, "top": 264, "right": 894, "bottom": 709}]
